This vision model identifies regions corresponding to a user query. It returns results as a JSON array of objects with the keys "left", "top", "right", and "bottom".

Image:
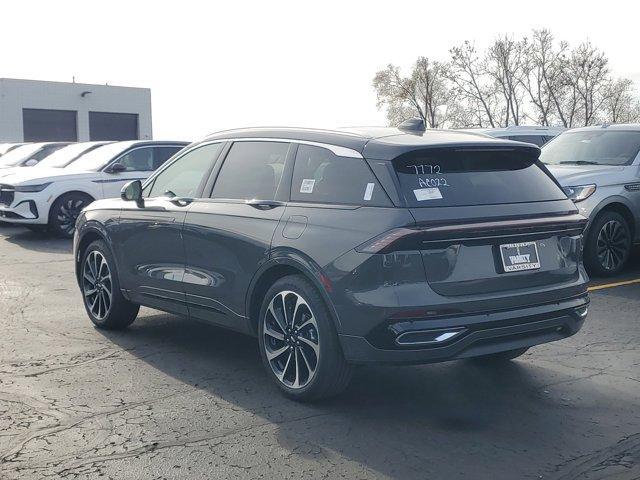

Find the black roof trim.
[{"left": 201, "top": 127, "right": 540, "bottom": 160}]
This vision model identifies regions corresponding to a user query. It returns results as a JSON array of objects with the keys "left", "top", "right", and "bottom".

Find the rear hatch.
[{"left": 392, "top": 146, "right": 586, "bottom": 296}]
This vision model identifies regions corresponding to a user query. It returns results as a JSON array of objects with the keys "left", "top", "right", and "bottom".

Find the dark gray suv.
[{"left": 73, "top": 126, "right": 590, "bottom": 400}]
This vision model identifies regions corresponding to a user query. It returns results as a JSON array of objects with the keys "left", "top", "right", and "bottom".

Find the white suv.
[{"left": 0, "top": 140, "right": 188, "bottom": 236}]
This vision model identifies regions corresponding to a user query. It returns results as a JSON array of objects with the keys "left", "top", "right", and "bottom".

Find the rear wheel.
[
  {"left": 49, "top": 192, "right": 93, "bottom": 238},
  {"left": 258, "top": 275, "right": 353, "bottom": 401},
  {"left": 81, "top": 240, "right": 139, "bottom": 330},
  {"left": 585, "top": 211, "right": 631, "bottom": 277}
]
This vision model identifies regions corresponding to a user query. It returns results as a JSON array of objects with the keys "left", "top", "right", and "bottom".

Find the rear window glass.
[
  {"left": 507, "top": 135, "right": 547, "bottom": 146},
  {"left": 395, "top": 148, "right": 565, "bottom": 207},
  {"left": 292, "top": 144, "right": 390, "bottom": 205}
]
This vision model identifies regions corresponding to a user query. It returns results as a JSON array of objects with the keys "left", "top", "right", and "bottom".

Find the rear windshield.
[
  {"left": 540, "top": 130, "right": 640, "bottom": 166},
  {"left": 394, "top": 148, "right": 566, "bottom": 207}
]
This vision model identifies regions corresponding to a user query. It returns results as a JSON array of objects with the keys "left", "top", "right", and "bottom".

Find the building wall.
[{"left": 0, "top": 78, "right": 152, "bottom": 142}]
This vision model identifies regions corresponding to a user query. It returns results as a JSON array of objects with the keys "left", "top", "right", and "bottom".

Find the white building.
[{"left": 0, "top": 78, "right": 152, "bottom": 142}]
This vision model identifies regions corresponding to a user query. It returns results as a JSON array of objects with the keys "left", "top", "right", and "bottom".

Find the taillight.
[{"left": 355, "top": 228, "right": 417, "bottom": 254}]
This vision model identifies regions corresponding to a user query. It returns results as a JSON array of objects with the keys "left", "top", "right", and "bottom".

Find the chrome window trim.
[{"left": 226, "top": 137, "right": 364, "bottom": 159}]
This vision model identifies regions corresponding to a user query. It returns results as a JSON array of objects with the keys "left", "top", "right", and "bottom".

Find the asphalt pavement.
[{"left": 0, "top": 223, "right": 638, "bottom": 479}]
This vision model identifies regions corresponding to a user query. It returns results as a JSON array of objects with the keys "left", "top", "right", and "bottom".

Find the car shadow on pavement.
[
  {"left": 0, "top": 224, "right": 71, "bottom": 254},
  {"left": 96, "top": 310, "right": 631, "bottom": 479}
]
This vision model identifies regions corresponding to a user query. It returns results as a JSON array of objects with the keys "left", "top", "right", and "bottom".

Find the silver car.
[{"left": 540, "top": 124, "right": 640, "bottom": 276}]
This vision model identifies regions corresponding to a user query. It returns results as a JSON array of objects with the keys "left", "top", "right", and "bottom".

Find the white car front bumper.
[{"left": 0, "top": 189, "right": 51, "bottom": 225}]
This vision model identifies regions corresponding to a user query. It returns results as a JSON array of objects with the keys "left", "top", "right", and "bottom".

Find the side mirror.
[
  {"left": 24, "top": 159, "right": 38, "bottom": 167},
  {"left": 108, "top": 162, "right": 127, "bottom": 174},
  {"left": 121, "top": 180, "right": 143, "bottom": 202}
]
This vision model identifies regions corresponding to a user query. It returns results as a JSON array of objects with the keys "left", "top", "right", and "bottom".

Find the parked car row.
[
  {"left": 0, "top": 140, "right": 188, "bottom": 236},
  {"left": 72, "top": 124, "right": 590, "bottom": 400}
]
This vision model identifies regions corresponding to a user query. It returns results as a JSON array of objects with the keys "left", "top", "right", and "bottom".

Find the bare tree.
[
  {"left": 486, "top": 36, "right": 528, "bottom": 125},
  {"left": 372, "top": 57, "right": 453, "bottom": 128},
  {"left": 602, "top": 78, "right": 640, "bottom": 123},
  {"left": 564, "top": 42, "right": 610, "bottom": 126},
  {"left": 521, "top": 29, "right": 566, "bottom": 126},
  {"left": 373, "top": 29, "right": 640, "bottom": 129},
  {"left": 447, "top": 41, "right": 501, "bottom": 127}
]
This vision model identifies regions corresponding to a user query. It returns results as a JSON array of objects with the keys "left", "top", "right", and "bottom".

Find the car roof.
[
  {"left": 203, "top": 126, "right": 539, "bottom": 160},
  {"left": 562, "top": 124, "right": 640, "bottom": 133},
  {"left": 119, "top": 140, "right": 190, "bottom": 146}
]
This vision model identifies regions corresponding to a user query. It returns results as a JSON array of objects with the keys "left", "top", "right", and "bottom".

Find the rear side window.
[
  {"left": 291, "top": 144, "right": 390, "bottom": 206},
  {"left": 395, "top": 148, "right": 565, "bottom": 207},
  {"left": 212, "top": 141, "right": 288, "bottom": 200},
  {"left": 153, "top": 146, "right": 184, "bottom": 169}
]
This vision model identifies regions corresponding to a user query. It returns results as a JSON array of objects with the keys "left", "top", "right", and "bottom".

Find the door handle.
[
  {"left": 168, "top": 197, "right": 194, "bottom": 206},
  {"left": 246, "top": 200, "right": 285, "bottom": 210}
]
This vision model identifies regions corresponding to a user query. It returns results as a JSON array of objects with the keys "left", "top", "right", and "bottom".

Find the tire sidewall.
[
  {"left": 81, "top": 240, "right": 121, "bottom": 328},
  {"left": 585, "top": 211, "right": 631, "bottom": 276},
  {"left": 257, "top": 275, "right": 341, "bottom": 400}
]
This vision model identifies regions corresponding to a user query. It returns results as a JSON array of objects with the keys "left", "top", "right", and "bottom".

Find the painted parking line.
[{"left": 588, "top": 278, "right": 640, "bottom": 292}]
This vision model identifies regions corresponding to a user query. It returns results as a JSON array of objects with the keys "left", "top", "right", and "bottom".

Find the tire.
[
  {"left": 81, "top": 240, "right": 139, "bottom": 330},
  {"left": 584, "top": 211, "right": 632, "bottom": 277},
  {"left": 471, "top": 347, "right": 529, "bottom": 363},
  {"left": 258, "top": 275, "right": 353, "bottom": 401},
  {"left": 49, "top": 192, "right": 94, "bottom": 238}
]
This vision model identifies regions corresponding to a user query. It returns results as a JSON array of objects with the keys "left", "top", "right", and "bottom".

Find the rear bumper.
[{"left": 338, "top": 295, "right": 588, "bottom": 365}]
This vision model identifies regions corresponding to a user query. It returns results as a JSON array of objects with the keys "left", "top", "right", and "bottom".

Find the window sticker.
[
  {"left": 414, "top": 187, "right": 443, "bottom": 201},
  {"left": 300, "top": 179, "right": 315, "bottom": 194},
  {"left": 364, "top": 182, "right": 375, "bottom": 201}
]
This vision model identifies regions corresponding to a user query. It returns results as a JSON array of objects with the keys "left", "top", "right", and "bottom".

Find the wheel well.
[
  {"left": 49, "top": 191, "right": 95, "bottom": 223},
  {"left": 248, "top": 264, "right": 309, "bottom": 335},
  {"left": 597, "top": 202, "right": 635, "bottom": 238}
]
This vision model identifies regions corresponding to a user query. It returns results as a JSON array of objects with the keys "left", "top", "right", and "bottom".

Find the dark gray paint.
[{"left": 74, "top": 126, "right": 590, "bottom": 365}]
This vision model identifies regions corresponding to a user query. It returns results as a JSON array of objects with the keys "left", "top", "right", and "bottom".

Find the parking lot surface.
[{"left": 1, "top": 223, "right": 639, "bottom": 479}]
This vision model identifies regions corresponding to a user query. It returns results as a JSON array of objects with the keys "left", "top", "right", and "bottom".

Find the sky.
[{"left": 1, "top": 0, "right": 638, "bottom": 141}]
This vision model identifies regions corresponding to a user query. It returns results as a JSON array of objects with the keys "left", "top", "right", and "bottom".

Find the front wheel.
[
  {"left": 585, "top": 211, "right": 631, "bottom": 277},
  {"left": 49, "top": 192, "right": 93, "bottom": 238},
  {"left": 258, "top": 275, "right": 353, "bottom": 401},
  {"left": 81, "top": 240, "right": 139, "bottom": 330}
]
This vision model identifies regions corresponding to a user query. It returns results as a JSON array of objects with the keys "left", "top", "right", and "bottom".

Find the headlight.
[
  {"left": 562, "top": 184, "right": 596, "bottom": 202},
  {"left": 14, "top": 182, "right": 52, "bottom": 193}
]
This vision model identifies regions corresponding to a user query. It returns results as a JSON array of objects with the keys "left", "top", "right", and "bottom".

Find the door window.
[
  {"left": 291, "top": 144, "right": 389, "bottom": 205},
  {"left": 146, "top": 143, "right": 223, "bottom": 198},
  {"left": 116, "top": 147, "right": 155, "bottom": 172},
  {"left": 211, "top": 141, "right": 288, "bottom": 200}
]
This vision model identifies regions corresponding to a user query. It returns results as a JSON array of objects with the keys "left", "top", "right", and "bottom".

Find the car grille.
[{"left": 0, "top": 185, "right": 15, "bottom": 206}]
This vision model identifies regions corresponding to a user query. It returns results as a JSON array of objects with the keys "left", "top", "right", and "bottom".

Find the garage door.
[
  {"left": 22, "top": 108, "right": 78, "bottom": 141},
  {"left": 89, "top": 112, "right": 139, "bottom": 141}
]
